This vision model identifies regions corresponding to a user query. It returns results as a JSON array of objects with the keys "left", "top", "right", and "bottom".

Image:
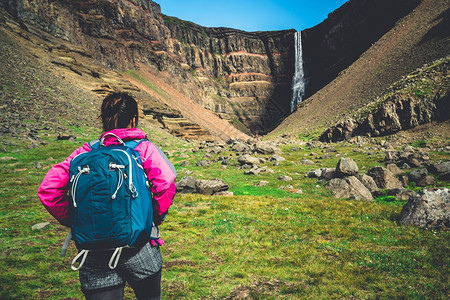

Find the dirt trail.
[{"left": 122, "top": 63, "right": 250, "bottom": 141}]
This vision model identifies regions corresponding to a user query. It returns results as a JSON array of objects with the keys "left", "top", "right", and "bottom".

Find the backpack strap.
[
  {"left": 124, "top": 139, "right": 146, "bottom": 150},
  {"left": 88, "top": 139, "right": 100, "bottom": 150}
]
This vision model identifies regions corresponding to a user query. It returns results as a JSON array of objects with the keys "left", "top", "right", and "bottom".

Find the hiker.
[{"left": 38, "top": 92, "right": 176, "bottom": 300}]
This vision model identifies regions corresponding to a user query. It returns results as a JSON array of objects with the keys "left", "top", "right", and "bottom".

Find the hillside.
[
  {"left": 271, "top": 0, "right": 449, "bottom": 139},
  {"left": 0, "top": 7, "right": 249, "bottom": 142}
]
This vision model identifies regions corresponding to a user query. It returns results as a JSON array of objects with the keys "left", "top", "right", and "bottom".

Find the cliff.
[
  {"left": 272, "top": 0, "right": 450, "bottom": 139},
  {"left": 302, "top": 0, "right": 422, "bottom": 98},
  {"left": 320, "top": 58, "right": 450, "bottom": 142},
  {"left": 163, "top": 17, "right": 295, "bottom": 133},
  {"left": 1, "top": 0, "right": 447, "bottom": 140}
]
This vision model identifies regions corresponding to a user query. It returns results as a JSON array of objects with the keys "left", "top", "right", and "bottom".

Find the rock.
[
  {"left": 179, "top": 161, "right": 190, "bottom": 167},
  {"left": 214, "top": 191, "right": 234, "bottom": 196},
  {"left": 34, "top": 162, "right": 43, "bottom": 169},
  {"left": 307, "top": 169, "right": 322, "bottom": 178},
  {"left": 232, "top": 142, "right": 251, "bottom": 153},
  {"left": 417, "top": 175, "right": 436, "bottom": 187},
  {"left": 401, "top": 163, "right": 411, "bottom": 169},
  {"left": 326, "top": 176, "right": 373, "bottom": 201},
  {"left": 269, "top": 155, "right": 285, "bottom": 162},
  {"left": 254, "top": 141, "right": 282, "bottom": 155},
  {"left": 399, "top": 175, "right": 409, "bottom": 187},
  {"left": 255, "top": 180, "right": 269, "bottom": 186},
  {"left": 57, "top": 133, "right": 76, "bottom": 140},
  {"left": 245, "top": 167, "right": 262, "bottom": 175},
  {"left": 336, "top": 157, "right": 359, "bottom": 176},
  {"left": 209, "top": 146, "right": 225, "bottom": 154},
  {"left": 386, "top": 163, "right": 403, "bottom": 176},
  {"left": 320, "top": 168, "right": 337, "bottom": 180},
  {"left": 31, "top": 222, "right": 51, "bottom": 231},
  {"left": 176, "top": 176, "right": 229, "bottom": 195},
  {"left": 427, "top": 161, "right": 450, "bottom": 180},
  {"left": 398, "top": 188, "right": 450, "bottom": 230},
  {"left": 356, "top": 174, "right": 379, "bottom": 193},
  {"left": 278, "top": 175, "right": 293, "bottom": 181},
  {"left": 300, "top": 159, "right": 315, "bottom": 165},
  {"left": 319, "top": 153, "right": 332, "bottom": 159},
  {"left": 367, "top": 166, "right": 403, "bottom": 189},
  {"left": 196, "top": 179, "right": 229, "bottom": 195},
  {"left": 238, "top": 154, "right": 262, "bottom": 166},
  {"left": 385, "top": 151, "right": 398, "bottom": 162},
  {"left": 176, "top": 176, "right": 197, "bottom": 193},
  {"left": 387, "top": 188, "right": 416, "bottom": 201},
  {"left": 408, "top": 168, "right": 428, "bottom": 183},
  {"left": 196, "top": 160, "right": 211, "bottom": 167}
]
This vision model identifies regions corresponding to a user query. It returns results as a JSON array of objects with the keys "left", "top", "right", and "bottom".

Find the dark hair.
[{"left": 100, "top": 92, "right": 139, "bottom": 132}]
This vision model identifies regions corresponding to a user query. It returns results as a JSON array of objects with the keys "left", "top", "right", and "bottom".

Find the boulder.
[
  {"left": 417, "top": 175, "right": 436, "bottom": 187},
  {"left": 238, "top": 154, "right": 262, "bottom": 166},
  {"left": 386, "top": 163, "right": 403, "bottom": 176},
  {"left": 176, "top": 176, "right": 229, "bottom": 195},
  {"left": 321, "top": 168, "right": 337, "bottom": 180},
  {"left": 232, "top": 142, "right": 251, "bottom": 153},
  {"left": 336, "top": 157, "right": 359, "bottom": 176},
  {"left": 278, "top": 175, "right": 293, "bottom": 181},
  {"left": 245, "top": 167, "right": 262, "bottom": 175},
  {"left": 356, "top": 174, "right": 379, "bottom": 193},
  {"left": 31, "top": 222, "right": 51, "bottom": 231},
  {"left": 300, "top": 159, "right": 315, "bottom": 165},
  {"left": 269, "top": 155, "right": 285, "bottom": 162},
  {"left": 408, "top": 168, "right": 428, "bottom": 183},
  {"left": 196, "top": 179, "right": 229, "bottom": 195},
  {"left": 387, "top": 188, "right": 416, "bottom": 201},
  {"left": 254, "top": 141, "right": 282, "bottom": 155},
  {"left": 179, "top": 161, "right": 190, "bottom": 167},
  {"left": 367, "top": 166, "right": 403, "bottom": 189},
  {"left": 427, "top": 161, "right": 450, "bottom": 180},
  {"left": 326, "top": 176, "right": 373, "bottom": 201},
  {"left": 307, "top": 169, "right": 322, "bottom": 178},
  {"left": 176, "top": 176, "right": 197, "bottom": 193},
  {"left": 196, "top": 160, "right": 211, "bottom": 167},
  {"left": 398, "top": 188, "right": 450, "bottom": 230}
]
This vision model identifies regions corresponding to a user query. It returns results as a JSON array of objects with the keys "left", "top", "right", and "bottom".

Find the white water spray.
[{"left": 290, "top": 31, "right": 305, "bottom": 113}]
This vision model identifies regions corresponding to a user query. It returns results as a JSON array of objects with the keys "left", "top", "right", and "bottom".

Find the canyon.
[{"left": 0, "top": 0, "right": 449, "bottom": 140}]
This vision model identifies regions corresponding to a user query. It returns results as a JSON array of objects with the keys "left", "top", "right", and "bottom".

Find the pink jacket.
[{"left": 38, "top": 128, "right": 177, "bottom": 226}]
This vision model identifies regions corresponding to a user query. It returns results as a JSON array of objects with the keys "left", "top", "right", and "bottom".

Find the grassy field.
[{"left": 0, "top": 129, "right": 448, "bottom": 299}]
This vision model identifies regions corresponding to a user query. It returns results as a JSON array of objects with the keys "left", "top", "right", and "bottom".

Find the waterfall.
[{"left": 290, "top": 31, "right": 305, "bottom": 113}]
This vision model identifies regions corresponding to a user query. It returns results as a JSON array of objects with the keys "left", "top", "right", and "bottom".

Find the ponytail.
[{"left": 100, "top": 92, "right": 138, "bottom": 132}]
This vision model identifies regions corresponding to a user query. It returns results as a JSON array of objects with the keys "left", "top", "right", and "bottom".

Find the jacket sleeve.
[
  {"left": 37, "top": 143, "right": 91, "bottom": 226},
  {"left": 136, "top": 141, "right": 177, "bottom": 219}
]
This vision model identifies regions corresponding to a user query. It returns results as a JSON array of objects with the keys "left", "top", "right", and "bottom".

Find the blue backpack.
[{"left": 63, "top": 133, "right": 155, "bottom": 270}]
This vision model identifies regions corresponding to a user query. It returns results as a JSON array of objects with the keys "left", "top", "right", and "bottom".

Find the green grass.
[{"left": 0, "top": 134, "right": 449, "bottom": 299}]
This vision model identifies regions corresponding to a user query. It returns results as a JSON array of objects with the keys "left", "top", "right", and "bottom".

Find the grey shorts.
[{"left": 79, "top": 242, "right": 162, "bottom": 294}]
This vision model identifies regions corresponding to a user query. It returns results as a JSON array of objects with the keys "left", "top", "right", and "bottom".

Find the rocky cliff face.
[
  {"left": 302, "top": 0, "right": 422, "bottom": 98},
  {"left": 1, "top": 0, "right": 295, "bottom": 133},
  {"left": 320, "top": 58, "right": 450, "bottom": 142},
  {"left": 0, "top": 0, "right": 436, "bottom": 137},
  {"left": 163, "top": 17, "right": 295, "bottom": 133}
]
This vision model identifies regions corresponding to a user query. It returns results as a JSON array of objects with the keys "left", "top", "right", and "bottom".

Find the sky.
[{"left": 159, "top": 0, "right": 349, "bottom": 32}]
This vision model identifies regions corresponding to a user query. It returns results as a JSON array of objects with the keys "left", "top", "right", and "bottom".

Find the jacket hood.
[{"left": 100, "top": 128, "right": 147, "bottom": 146}]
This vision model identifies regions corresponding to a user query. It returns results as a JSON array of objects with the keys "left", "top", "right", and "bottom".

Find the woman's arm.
[
  {"left": 137, "top": 141, "right": 177, "bottom": 223},
  {"left": 37, "top": 143, "right": 91, "bottom": 226}
]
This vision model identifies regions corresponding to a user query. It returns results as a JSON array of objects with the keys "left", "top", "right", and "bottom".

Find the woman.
[{"left": 38, "top": 92, "right": 176, "bottom": 300}]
